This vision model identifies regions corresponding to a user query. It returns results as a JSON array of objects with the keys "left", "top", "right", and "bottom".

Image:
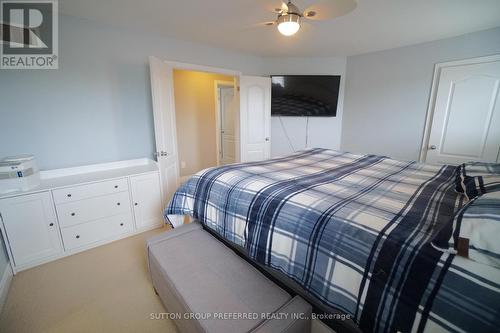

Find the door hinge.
[{"left": 154, "top": 151, "right": 169, "bottom": 157}]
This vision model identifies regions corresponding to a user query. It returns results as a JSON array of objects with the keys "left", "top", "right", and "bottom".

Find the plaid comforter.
[{"left": 166, "top": 148, "right": 500, "bottom": 332}]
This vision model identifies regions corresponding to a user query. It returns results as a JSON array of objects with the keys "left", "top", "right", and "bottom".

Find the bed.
[{"left": 165, "top": 148, "right": 500, "bottom": 333}]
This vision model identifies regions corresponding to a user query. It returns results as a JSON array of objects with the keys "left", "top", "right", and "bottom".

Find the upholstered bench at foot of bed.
[{"left": 146, "top": 222, "right": 312, "bottom": 333}]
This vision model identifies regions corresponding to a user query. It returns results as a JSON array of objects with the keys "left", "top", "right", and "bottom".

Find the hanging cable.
[
  {"left": 279, "top": 116, "right": 295, "bottom": 152},
  {"left": 305, "top": 116, "right": 309, "bottom": 148}
]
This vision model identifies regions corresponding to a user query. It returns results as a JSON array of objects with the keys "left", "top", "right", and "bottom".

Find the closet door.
[
  {"left": 424, "top": 57, "right": 500, "bottom": 164},
  {"left": 149, "top": 56, "right": 180, "bottom": 205},
  {"left": 240, "top": 76, "right": 272, "bottom": 162}
]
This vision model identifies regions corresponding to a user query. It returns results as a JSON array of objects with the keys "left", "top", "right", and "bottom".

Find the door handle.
[
  {"left": 155, "top": 151, "right": 169, "bottom": 157},
  {"left": 429, "top": 145, "right": 437, "bottom": 150},
  {"left": 265, "top": 137, "right": 270, "bottom": 142}
]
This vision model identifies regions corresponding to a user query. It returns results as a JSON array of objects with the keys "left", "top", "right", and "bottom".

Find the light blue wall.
[
  {"left": 341, "top": 27, "right": 500, "bottom": 160},
  {"left": 0, "top": 15, "right": 263, "bottom": 170}
]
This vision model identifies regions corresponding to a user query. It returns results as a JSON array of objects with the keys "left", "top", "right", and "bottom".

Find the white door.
[
  {"left": 425, "top": 57, "right": 500, "bottom": 164},
  {"left": 0, "top": 192, "right": 62, "bottom": 268},
  {"left": 240, "top": 76, "right": 272, "bottom": 162},
  {"left": 130, "top": 173, "right": 163, "bottom": 230},
  {"left": 219, "top": 86, "right": 237, "bottom": 165},
  {"left": 149, "top": 56, "right": 179, "bottom": 206}
]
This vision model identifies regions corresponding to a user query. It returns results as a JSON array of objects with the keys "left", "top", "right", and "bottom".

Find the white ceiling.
[{"left": 59, "top": 0, "right": 500, "bottom": 57}]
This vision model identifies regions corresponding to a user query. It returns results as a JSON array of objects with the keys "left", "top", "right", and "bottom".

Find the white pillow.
[{"left": 456, "top": 191, "right": 500, "bottom": 268}]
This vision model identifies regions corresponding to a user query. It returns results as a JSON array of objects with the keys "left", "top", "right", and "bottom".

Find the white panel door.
[
  {"left": 149, "top": 56, "right": 179, "bottom": 206},
  {"left": 0, "top": 192, "right": 62, "bottom": 267},
  {"left": 234, "top": 76, "right": 241, "bottom": 162},
  {"left": 240, "top": 76, "right": 271, "bottom": 162},
  {"left": 426, "top": 59, "right": 500, "bottom": 164},
  {"left": 130, "top": 173, "right": 163, "bottom": 230},
  {"left": 220, "top": 86, "right": 236, "bottom": 165}
]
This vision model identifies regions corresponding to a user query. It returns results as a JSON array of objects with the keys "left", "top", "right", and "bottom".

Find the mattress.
[{"left": 166, "top": 148, "right": 500, "bottom": 332}]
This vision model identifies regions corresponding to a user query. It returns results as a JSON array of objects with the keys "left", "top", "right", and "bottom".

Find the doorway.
[
  {"left": 215, "top": 81, "right": 237, "bottom": 166},
  {"left": 149, "top": 56, "right": 272, "bottom": 205},
  {"left": 172, "top": 70, "right": 238, "bottom": 182}
]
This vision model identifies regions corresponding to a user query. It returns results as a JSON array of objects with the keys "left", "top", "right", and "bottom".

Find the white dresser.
[{"left": 0, "top": 158, "right": 164, "bottom": 273}]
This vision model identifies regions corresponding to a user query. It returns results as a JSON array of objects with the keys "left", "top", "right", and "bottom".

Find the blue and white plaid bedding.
[{"left": 166, "top": 148, "right": 500, "bottom": 332}]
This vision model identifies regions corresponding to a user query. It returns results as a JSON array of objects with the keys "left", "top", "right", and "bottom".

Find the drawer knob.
[
  {"left": 134, "top": 202, "right": 138, "bottom": 206},
  {"left": 67, "top": 194, "right": 72, "bottom": 197},
  {"left": 49, "top": 223, "right": 54, "bottom": 227},
  {"left": 120, "top": 223, "right": 124, "bottom": 226},
  {"left": 76, "top": 235, "right": 80, "bottom": 239},
  {"left": 114, "top": 185, "right": 118, "bottom": 189},
  {"left": 71, "top": 213, "right": 76, "bottom": 216},
  {"left": 117, "top": 202, "right": 121, "bottom": 206}
]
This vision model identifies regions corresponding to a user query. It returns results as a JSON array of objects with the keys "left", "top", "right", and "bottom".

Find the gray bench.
[{"left": 147, "top": 222, "right": 312, "bottom": 333}]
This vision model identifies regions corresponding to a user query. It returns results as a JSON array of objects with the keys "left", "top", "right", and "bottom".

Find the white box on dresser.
[{"left": 0, "top": 158, "right": 164, "bottom": 273}]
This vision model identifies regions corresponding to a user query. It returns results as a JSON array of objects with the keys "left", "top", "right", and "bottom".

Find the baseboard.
[{"left": 0, "top": 262, "right": 13, "bottom": 314}]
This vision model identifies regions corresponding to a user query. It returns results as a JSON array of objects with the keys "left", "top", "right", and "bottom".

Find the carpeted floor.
[{"left": 0, "top": 227, "right": 178, "bottom": 333}]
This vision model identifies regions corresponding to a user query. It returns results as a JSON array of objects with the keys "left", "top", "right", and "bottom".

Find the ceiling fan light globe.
[{"left": 277, "top": 14, "right": 301, "bottom": 36}]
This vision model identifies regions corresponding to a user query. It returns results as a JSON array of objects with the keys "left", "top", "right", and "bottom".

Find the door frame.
[
  {"left": 419, "top": 54, "right": 500, "bottom": 162},
  {"left": 162, "top": 60, "right": 242, "bottom": 176},
  {"left": 214, "top": 80, "right": 236, "bottom": 166}
]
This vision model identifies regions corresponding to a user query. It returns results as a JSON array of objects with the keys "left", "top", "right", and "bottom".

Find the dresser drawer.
[
  {"left": 56, "top": 191, "right": 131, "bottom": 227},
  {"left": 52, "top": 178, "right": 129, "bottom": 204},
  {"left": 61, "top": 213, "right": 133, "bottom": 251}
]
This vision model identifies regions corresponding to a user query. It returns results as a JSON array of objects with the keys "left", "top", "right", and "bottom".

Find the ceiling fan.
[{"left": 260, "top": 0, "right": 357, "bottom": 36}]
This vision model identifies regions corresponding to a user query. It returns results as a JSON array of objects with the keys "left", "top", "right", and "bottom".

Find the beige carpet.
[{"left": 0, "top": 228, "right": 178, "bottom": 333}]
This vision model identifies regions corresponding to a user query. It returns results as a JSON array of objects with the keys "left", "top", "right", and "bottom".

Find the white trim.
[
  {"left": 0, "top": 262, "right": 13, "bottom": 314},
  {"left": 164, "top": 61, "right": 241, "bottom": 77},
  {"left": 214, "top": 80, "right": 236, "bottom": 166},
  {"left": 419, "top": 54, "right": 500, "bottom": 162},
  {"left": 41, "top": 158, "right": 157, "bottom": 179}
]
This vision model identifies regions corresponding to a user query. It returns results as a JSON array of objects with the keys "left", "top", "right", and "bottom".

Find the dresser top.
[{"left": 0, "top": 158, "right": 159, "bottom": 199}]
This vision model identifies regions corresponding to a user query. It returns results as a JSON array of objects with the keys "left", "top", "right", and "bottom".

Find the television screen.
[{"left": 271, "top": 75, "right": 340, "bottom": 117}]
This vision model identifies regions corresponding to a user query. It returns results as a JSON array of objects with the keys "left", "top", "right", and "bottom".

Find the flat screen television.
[{"left": 271, "top": 75, "right": 340, "bottom": 117}]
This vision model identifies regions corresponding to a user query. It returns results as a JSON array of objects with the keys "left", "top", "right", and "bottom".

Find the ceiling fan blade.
[
  {"left": 261, "top": 21, "right": 277, "bottom": 27},
  {"left": 241, "top": 21, "right": 276, "bottom": 32},
  {"left": 303, "top": 0, "right": 357, "bottom": 21},
  {"left": 281, "top": 1, "right": 289, "bottom": 13},
  {"left": 256, "top": 0, "right": 289, "bottom": 14}
]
